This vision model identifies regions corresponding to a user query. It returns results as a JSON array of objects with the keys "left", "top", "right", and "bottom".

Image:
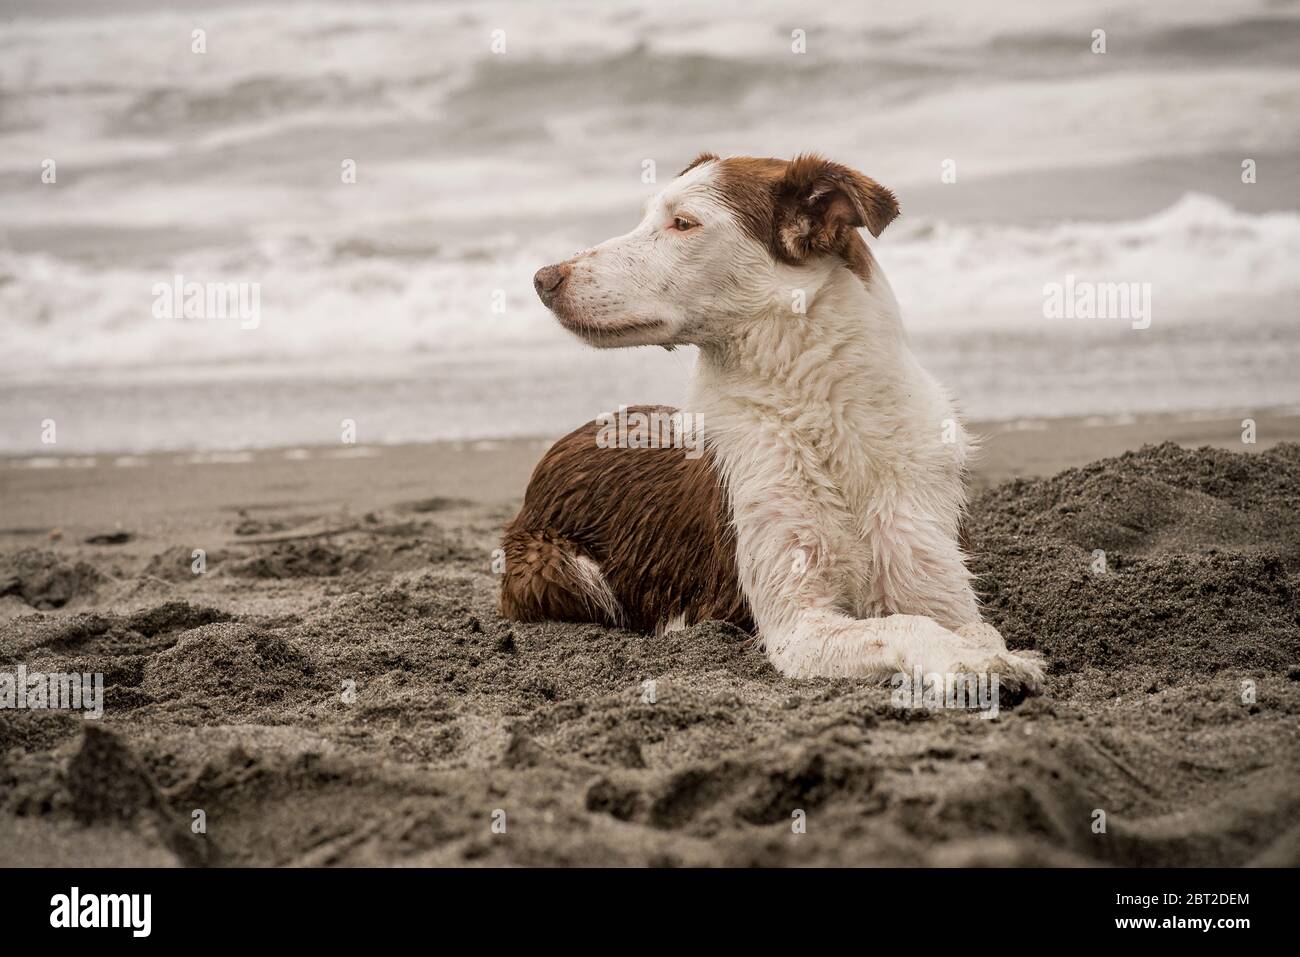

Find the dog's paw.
[
  {"left": 949, "top": 624, "right": 1045, "bottom": 698},
  {"left": 971, "top": 649, "right": 1047, "bottom": 698}
]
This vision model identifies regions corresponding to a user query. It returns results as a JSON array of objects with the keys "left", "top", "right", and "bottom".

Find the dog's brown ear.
[{"left": 773, "top": 154, "right": 898, "bottom": 261}]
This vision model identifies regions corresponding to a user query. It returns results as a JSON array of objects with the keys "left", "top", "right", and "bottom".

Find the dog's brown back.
[{"left": 499, "top": 405, "right": 752, "bottom": 633}]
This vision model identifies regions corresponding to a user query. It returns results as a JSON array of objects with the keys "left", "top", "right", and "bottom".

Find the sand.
[{"left": 1, "top": 412, "right": 1298, "bottom": 866}]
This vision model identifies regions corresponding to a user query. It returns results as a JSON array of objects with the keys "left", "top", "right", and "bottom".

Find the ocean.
[{"left": 2, "top": 0, "right": 1299, "bottom": 453}]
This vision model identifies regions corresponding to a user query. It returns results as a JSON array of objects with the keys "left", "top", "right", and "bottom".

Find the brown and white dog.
[{"left": 500, "top": 152, "right": 1045, "bottom": 692}]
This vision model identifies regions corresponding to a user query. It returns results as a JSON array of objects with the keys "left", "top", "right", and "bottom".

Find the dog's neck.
[
  {"left": 690, "top": 261, "right": 962, "bottom": 481},
  {"left": 698, "top": 260, "right": 905, "bottom": 378}
]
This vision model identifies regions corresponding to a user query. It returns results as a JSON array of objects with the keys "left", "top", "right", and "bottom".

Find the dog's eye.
[{"left": 671, "top": 217, "right": 699, "bottom": 232}]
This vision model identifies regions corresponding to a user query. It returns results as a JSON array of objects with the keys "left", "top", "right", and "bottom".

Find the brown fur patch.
[
  {"left": 500, "top": 406, "right": 752, "bottom": 634},
  {"left": 710, "top": 153, "right": 898, "bottom": 274}
]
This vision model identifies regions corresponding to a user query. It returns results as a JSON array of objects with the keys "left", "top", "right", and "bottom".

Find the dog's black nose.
[{"left": 533, "top": 263, "right": 569, "bottom": 307}]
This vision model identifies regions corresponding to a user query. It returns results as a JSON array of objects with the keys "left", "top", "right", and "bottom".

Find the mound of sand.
[
  {"left": 0, "top": 549, "right": 104, "bottom": 609},
  {"left": 1, "top": 442, "right": 1297, "bottom": 866},
  {"left": 971, "top": 443, "right": 1300, "bottom": 675}
]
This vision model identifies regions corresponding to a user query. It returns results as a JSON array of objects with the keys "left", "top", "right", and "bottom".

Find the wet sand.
[{"left": 1, "top": 410, "right": 1298, "bottom": 866}]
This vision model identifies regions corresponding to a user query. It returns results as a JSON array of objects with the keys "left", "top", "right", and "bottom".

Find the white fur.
[
  {"left": 549, "top": 158, "right": 1044, "bottom": 690},
  {"left": 565, "top": 553, "right": 623, "bottom": 626},
  {"left": 656, "top": 612, "right": 689, "bottom": 637}
]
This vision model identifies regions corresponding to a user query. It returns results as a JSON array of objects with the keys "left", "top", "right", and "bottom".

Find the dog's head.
[{"left": 533, "top": 153, "right": 898, "bottom": 348}]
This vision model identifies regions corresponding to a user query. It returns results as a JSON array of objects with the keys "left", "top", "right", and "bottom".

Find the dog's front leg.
[
  {"left": 762, "top": 608, "right": 1044, "bottom": 693},
  {"left": 728, "top": 516, "right": 1044, "bottom": 690}
]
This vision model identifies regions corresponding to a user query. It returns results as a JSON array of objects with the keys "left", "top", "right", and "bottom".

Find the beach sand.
[{"left": 1, "top": 411, "right": 1299, "bottom": 866}]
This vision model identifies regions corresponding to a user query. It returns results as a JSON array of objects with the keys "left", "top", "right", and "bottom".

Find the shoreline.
[
  {"left": 6, "top": 405, "right": 1296, "bottom": 460},
  {"left": 3, "top": 405, "right": 1296, "bottom": 552},
  {"left": 4, "top": 404, "right": 1294, "bottom": 472}
]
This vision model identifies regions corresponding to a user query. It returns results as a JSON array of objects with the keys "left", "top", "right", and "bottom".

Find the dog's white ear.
[{"left": 774, "top": 154, "right": 898, "bottom": 260}]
